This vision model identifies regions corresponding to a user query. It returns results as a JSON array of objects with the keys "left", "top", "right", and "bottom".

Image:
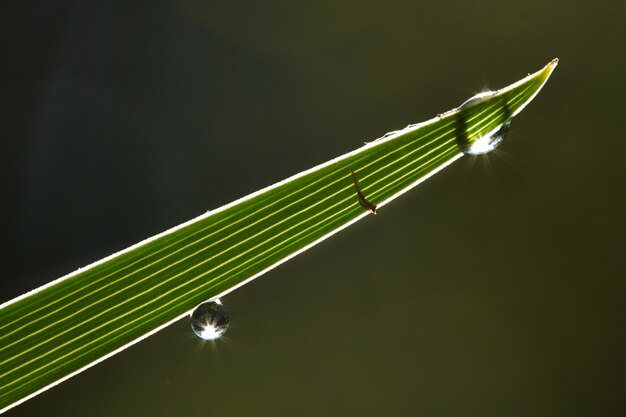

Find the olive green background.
[{"left": 1, "top": 1, "right": 624, "bottom": 416}]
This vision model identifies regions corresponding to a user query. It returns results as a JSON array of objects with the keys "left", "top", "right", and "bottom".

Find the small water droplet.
[
  {"left": 190, "top": 300, "right": 229, "bottom": 340},
  {"left": 463, "top": 119, "right": 512, "bottom": 155}
]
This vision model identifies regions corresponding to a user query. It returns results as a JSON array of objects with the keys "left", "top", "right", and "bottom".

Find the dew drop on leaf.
[
  {"left": 190, "top": 300, "right": 229, "bottom": 340},
  {"left": 459, "top": 91, "right": 496, "bottom": 108},
  {"left": 463, "top": 119, "right": 512, "bottom": 155}
]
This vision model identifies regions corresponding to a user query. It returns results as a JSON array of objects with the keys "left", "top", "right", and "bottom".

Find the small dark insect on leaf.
[{"left": 351, "top": 171, "right": 377, "bottom": 215}]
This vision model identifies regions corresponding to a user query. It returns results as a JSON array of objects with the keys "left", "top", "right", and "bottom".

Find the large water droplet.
[
  {"left": 190, "top": 300, "right": 229, "bottom": 340},
  {"left": 463, "top": 119, "right": 512, "bottom": 155},
  {"left": 459, "top": 91, "right": 496, "bottom": 108}
]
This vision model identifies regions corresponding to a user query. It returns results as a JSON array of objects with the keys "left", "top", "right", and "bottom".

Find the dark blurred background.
[{"left": 1, "top": 1, "right": 624, "bottom": 416}]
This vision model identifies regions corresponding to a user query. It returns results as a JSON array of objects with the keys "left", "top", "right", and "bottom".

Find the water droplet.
[
  {"left": 459, "top": 91, "right": 496, "bottom": 108},
  {"left": 190, "top": 300, "right": 229, "bottom": 340},
  {"left": 463, "top": 119, "right": 512, "bottom": 155}
]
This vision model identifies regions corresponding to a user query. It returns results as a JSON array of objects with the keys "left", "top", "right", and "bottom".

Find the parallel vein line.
[{"left": 0, "top": 132, "right": 459, "bottom": 392}]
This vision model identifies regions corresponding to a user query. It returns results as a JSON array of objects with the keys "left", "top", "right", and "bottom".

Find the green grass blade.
[{"left": 0, "top": 59, "right": 558, "bottom": 413}]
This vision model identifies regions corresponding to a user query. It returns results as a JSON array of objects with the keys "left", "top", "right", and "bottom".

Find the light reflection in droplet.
[
  {"left": 463, "top": 119, "right": 512, "bottom": 155},
  {"left": 190, "top": 299, "right": 229, "bottom": 340}
]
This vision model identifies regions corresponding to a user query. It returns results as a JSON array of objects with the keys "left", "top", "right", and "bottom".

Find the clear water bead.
[
  {"left": 459, "top": 90, "right": 496, "bottom": 108},
  {"left": 190, "top": 300, "right": 229, "bottom": 340},
  {"left": 463, "top": 119, "right": 512, "bottom": 155}
]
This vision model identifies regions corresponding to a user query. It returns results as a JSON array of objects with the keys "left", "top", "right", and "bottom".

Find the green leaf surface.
[{"left": 0, "top": 59, "right": 557, "bottom": 413}]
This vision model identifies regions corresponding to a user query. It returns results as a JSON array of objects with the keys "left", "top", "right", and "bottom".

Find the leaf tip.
[{"left": 543, "top": 57, "right": 559, "bottom": 77}]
